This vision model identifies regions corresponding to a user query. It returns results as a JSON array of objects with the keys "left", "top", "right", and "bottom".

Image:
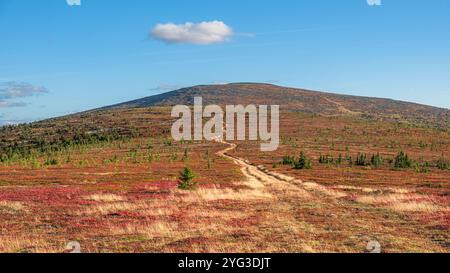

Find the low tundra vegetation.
[
  {"left": 282, "top": 152, "right": 312, "bottom": 170},
  {"left": 0, "top": 109, "right": 448, "bottom": 253},
  {"left": 436, "top": 157, "right": 450, "bottom": 170},
  {"left": 281, "top": 150, "right": 448, "bottom": 172}
]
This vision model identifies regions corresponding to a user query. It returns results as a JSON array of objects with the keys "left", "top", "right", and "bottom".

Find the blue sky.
[{"left": 0, "top": 0, "right": 449, "bottom": 124}]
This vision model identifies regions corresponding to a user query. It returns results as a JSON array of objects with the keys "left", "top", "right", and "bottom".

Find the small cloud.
[
  {"left": 0, "top": 82, "right": 48, "bottom": 108},
  {"left": 210, "top": 81, "right": 229, "bottom": 85},
  {"left": 0, "top": 82, "right": 48, "bottom": 99},
  {"left": 150, "top": 20, "right": 233, "bottom": 45},
  {"left": 0, "top": 101, "right": 28, "bottom": 108},
  {"left": 66, "top": 0, "right": 81, "bottom": 6},
  {"left": 265, "top": 80, "right": 281, "bottom": 84},
  {"left": 367, "top": 0, "right": 381, "bottom": 6},
  {"left": 149, "top": 84, "right": 182, "bottom": 92}
]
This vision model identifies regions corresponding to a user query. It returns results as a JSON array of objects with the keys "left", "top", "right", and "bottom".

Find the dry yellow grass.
[
  {"left": 389, "top": 201, "right": 448, "bottom": 212},
  {"left": 109, "top": 221, "right": 178, "bottom": 239},
  {"left": 334, "top": 185, "right": 411, "bottom": 194},
  {"left": 188, "top": 208, "right": 248, "bottom": 220},
  {"left": 356, "top": 193, "right": 413, "bottom": 204},
  {"left": 302, "top": 182, "right": 347, "bottom": 198},
  {"left": 0, "top": 235, "right": 60, "bottom": 253},
  {"left": 356, "top": 193, "right": 448, "bottom": 212},
  {"left": 83, "top": 194, "right": 126, "bottom": 202},
  {"left": 79, "top": 201, "right": 150, "bottom": 216},
  {"left": 0, "top": 201, "right": 26, "bottom": 214},
  {"left": 180, "top": 187, "right": 273, "bottom": 202}
]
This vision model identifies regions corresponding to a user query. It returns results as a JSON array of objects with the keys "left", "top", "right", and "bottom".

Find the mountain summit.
[{"left": 100, "top": 83, "right": 449, "bottom": 127}]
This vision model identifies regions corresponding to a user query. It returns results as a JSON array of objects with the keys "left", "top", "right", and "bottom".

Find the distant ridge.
[{"left": 98, "top": 83, "right": 449, "bottom": 127}]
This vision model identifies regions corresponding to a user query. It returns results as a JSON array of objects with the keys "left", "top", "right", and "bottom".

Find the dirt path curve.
[
  {"left": 215, "top": 139, "right": 304, "bottom": 187},
  {"left": 213, "top": 138, "right": 448, "bottom": 253},
  {"left": 215, "top": 139, "right": 347, "bottom": 199}
]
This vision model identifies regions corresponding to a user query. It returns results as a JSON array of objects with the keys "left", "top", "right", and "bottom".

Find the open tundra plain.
[{"left": 0, "top": 84, "right": 449, "bottom": 253}]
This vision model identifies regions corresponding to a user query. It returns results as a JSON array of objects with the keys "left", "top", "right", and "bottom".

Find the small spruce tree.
[
  {"left": 293, "top": 152, "right": 312, "bottom": 170},
  {"left": 356, "top": 153, "right": 367, "bottom": 166},
  {"left": 178, "top": 167, "right": 197, "bottom": 190},
  {"left": 394, "top": 151, "right": 412, "bottom": 169},
  {"left": 371, "top": 153, "right": 383, "bottom": 167}
]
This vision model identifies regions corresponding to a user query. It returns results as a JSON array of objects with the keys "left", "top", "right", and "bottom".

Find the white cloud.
[
  {"left": 151, "top": 20, "right": 233, "bottom": 45},
  {"left": 0, "top": 101, "right": 28, "bottom": 108},
  {"left": 367, "top": 0, "right": 381, "bottom": 6},
  {"left": 0, "top": 82, "right": 48, "bottom": 99},
  {"left": 0, "top": 82, "right": 48, "bottom": 108},
  {"left": 66, "top": 0, "right": 81, "bottom": 6}
]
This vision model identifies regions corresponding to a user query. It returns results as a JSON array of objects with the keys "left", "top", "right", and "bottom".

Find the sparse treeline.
[
  {"left": 0, "top": 130, "right": 129, "bottom": 166},
  {"left": 281, "top": 152, "right": 312, "bottom": 170},
  {"left": 281, "top": 150, "right": 449, "bottom": 172},
  {"left": 0, "top": 129, "right": 209, "bottom": 169},
  {"left": 0, "top": 110, "right": 173, "bottom": 167}
]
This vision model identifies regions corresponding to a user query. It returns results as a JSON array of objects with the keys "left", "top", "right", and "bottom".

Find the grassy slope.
[
  {"left": 101, "top": 83, "right": 450, "bottom": 129},
  {"left": 0, "top": 106, "right": 449, "bottom": 252}
]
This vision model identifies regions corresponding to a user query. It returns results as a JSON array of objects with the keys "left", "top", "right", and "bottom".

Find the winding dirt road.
[
  {"left": 215, "top": 139, "right": 346, "bottom": 198},
  {"left": 213, "top": 139, "right": 449, "bottom": 252},
  {"left": 215, "top": 140, "right": 297, "bottom": 186}
]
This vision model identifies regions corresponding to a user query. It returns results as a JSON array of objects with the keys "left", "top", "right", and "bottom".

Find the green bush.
[
  {"left": 163, "top": 138, "right": 173, "bottom": 146},
  {"left": 319, "top": 154, "right": 342, "bottom": 166},
  {"left": 356, "top": 153, "right": 368, "bottom": 166},
  {"left": 293, "top": 152, "right": 312, "bottom": 170},
  {"left": 394, "top": 151, "right": 412, "bottom": 169},
  {"left": 319, "top": 154, "right": 333, "bottom": 164},
  {"left": 281, "top": 155, "right": 295, "bottom": 166},
  {"left": 129, "top": 149, "right": 138, "bottom": 163},
  {"left": 336, "top": 154, "right": 343, "bottom": 166},
  {"left": 436, "top": 158, "right": 450, "bottom": 170},
  {"left": 371, "top": 153, "right": 383, "bottom": 167},
  {"left": 346, "top": 154, "right": 353, "bottom": 166},
  {"left": 178, "top": 167, "right": 197, "bottom": 190},
  {"left": 414, "top": 162, "right": 430, "bottom": 173},
  {"left": 30, "top": 157, "right": 42, "bottom": 169},
  {"left": 44, "top": 158, "right": 59, "bottom": 166}
]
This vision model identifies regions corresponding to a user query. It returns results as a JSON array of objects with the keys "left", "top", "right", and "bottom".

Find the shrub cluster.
[{"left": 282, "top": 152, "right": 312, "bottom": 170}]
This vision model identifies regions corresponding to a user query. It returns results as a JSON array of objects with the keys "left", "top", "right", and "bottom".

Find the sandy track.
[
  {"left": 214, "top": 139, "right": 449, "bottom": 252},
  {"left": 215, "top": 139, "right": 346, "bottom": 198},
  {"left": 216, "top": 140, "right": 303, "bottom": 186}
]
